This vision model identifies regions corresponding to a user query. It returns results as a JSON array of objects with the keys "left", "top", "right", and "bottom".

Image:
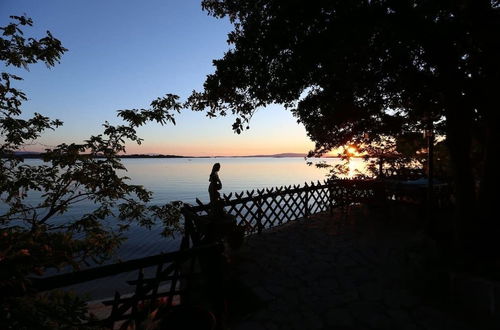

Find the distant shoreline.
[
  {"left": 6, "top": 152, "right": 364, "bottom": 159},
  {"left": 4, "top": 153, "right": 197, "bottom": 159}
]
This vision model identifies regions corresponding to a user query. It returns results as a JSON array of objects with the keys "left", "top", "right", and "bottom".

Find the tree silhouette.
[
  {"left": 0, "top": 15, "right": 183, "bottom": 327},
  {"left": 187, "top": 1, "right": 500, "bottom": 256}
]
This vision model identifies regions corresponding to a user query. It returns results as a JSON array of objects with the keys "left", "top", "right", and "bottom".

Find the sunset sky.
[{"left": 0, "top": 0, "right": 315, "bottom": 156}]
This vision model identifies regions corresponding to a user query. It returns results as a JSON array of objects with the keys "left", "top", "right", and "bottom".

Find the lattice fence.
[
  {"left": 186, "top": 179, "right": 381, "bottom": 235},
  {"left": 33, "top": 235, "right": 224, "bottom": 329}
]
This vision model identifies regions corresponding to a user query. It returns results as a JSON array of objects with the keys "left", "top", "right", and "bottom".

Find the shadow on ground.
[{"left": 226, "top": 205, "right": 482, "bottom": 330}]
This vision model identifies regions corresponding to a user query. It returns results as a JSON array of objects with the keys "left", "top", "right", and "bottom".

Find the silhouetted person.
[
  {"left": 209, "top": 163, "right": 222, "bottom": 205},
  {"left": 206, "top": 163, "right": 243, "bottom": 249}
]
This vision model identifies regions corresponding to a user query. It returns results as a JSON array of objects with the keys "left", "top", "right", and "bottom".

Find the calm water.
[
  {"left": 123, "top": 157, "right": 366, "bottom": 204},
  {"left": 3, "top": 157, "right": 368, "bottom": 298},
  {"left": 4, "top": 157, "right": 369, "bottom": 259}
]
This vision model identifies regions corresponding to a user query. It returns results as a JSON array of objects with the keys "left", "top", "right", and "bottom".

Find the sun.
[
  {"left": 326, "top": 145, "right": 361, "bottom": 157},
  {"left": 346, "top": 145, "right": 358, "bottom": 156}
]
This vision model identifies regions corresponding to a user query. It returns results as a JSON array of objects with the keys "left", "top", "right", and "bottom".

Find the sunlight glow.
[{"left": 346, "top": 146, "right": 358, "bottom": 157}]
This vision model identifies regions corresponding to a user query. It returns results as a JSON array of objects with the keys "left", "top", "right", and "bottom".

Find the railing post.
[
  {"left": 256, "top": 197, "right": 263, "bottom": 234},
  {"left": 131, "top": 268, "right": 144, "bottom": 318},
  {"left": 304, "top": 189, "right": 309, "bottom": 218},
  {"left": 106, "top": 291, "right": 121, "bottom": 328},
  {"left": 329, "top": 182, "right": 334, "bottom": 216},
  {"left": 151, "top": 263, "right": 163, "bottom": 303}
]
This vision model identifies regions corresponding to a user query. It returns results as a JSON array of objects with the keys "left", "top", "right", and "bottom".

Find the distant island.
[
  {"left": 227, "top": 152, "right": 308, "bottom": 158},
  {"left": 218, "top": 153, "right": 349, "bottom": 158},
  {"left": 118, "top": 154, "right": 187, "bottom": 158},
  {"left": 5, "top": 152, "right": 189, "bottom": 159},
  {"left": 6, "top": 152, "right": 350, "bottom": 159}
]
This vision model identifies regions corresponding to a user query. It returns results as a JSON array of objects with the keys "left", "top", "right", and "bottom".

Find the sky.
[{"left": 0, "top": 0, "right": 316, "bottom": 157}]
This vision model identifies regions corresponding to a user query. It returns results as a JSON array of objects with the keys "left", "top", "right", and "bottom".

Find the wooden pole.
[
  {"left": 426, "top": 120, "right": 434, "bottom": 232},
  {"left": 304, "top": 189, "right": 309, "bottom": 218},
  {"left": 257, "top": 198, "right": 263, "bottom": 234}
]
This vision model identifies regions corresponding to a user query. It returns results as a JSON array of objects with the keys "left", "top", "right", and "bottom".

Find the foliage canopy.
[
  {"left": 191, "top": 0, "right": 497, "bottom": 151},
  {"left": 187, "top": 0, "right": 500, "bottom": 252},
  {"left": 0, "top": 16, "right": 182, "bottom": 317}
]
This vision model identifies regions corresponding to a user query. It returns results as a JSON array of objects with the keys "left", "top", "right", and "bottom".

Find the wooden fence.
[
  {"left": 184, "top": 179, "right": 385, "bottom": 235},
  {"left": 30, "top": 177, "right": 449, "bottom": 328},
  {"left": 183, "top": 178, "right": 451, "bottom": 236},
  {"left": 32, "top": 235, "right": 225, "bottom": 329}
]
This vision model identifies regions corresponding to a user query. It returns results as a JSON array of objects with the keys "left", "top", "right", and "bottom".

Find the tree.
[
  {"left": 187, "top": 1, "right": 500, "bottom": 256},
  {"left": 1, "top": 16, "right": 182, "bottom": 327}
]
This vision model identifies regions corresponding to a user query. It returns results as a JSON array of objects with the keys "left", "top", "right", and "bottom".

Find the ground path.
[{"left": 228, "top": 205, "right": 477, "bottom": 330}]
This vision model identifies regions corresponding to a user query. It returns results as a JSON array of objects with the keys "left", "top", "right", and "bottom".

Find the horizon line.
[{"left": 10, "top": 151, "right": 372, "bottom": 159}]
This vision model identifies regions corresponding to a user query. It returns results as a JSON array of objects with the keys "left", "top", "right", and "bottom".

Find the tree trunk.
[
  {"left": 464, "top": 0, "right": 500, "bottom": 259},
  {"left": 478, "top": 126, "right": 498, "bottom": 257},
  {"left": 445, "top": 100, "right": 476, "bottom": 257}
]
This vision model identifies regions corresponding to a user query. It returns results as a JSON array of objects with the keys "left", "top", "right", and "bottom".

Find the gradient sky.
[{"left": 1, "top": 0, "right": 315, "bottom": 156}]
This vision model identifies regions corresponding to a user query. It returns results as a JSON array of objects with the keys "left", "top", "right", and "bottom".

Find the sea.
[{"left": 2, "top": 157, "right": 369, "bottom": 299}]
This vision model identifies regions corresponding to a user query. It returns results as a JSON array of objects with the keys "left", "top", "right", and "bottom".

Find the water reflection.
[
  {"left": 122, "top": 157, "right": 368, "bottom": 204},
  {"left": 1, "top": 158, "right": 369, "bottom": 208},
  {"left": 1, "top": 157, "right": 370, "bottom": 298}
]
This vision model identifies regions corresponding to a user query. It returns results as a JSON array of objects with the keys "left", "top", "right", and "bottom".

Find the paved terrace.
[{"left": 228, "top": 205, "right": 477, "bottom": 330}]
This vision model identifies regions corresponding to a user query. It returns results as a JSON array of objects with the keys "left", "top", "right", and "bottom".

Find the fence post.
[
  {"left": 256, "top": 197, "right": 263, "bottom": 234},
  {"left": 106, "top": 291, "right": 121, "bottom": 328},
  {"left": 131, "top": 268, "right": 144, "bottom": 317},
  {"left": 329, "top": 182, "right": 334, "bottom": 216},
  {"left": 304, "top": 189, "right": 309, "bottom": 218}
]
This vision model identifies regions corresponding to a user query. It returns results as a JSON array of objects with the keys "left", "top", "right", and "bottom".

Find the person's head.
[{"left": 211, "top": 163, "right": 221, "bottom": 173}]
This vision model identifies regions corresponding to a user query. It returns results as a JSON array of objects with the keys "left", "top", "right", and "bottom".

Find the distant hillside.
[
  {"left": 238, "top": 153, "right": 308, "bottom": 158},
  {"left": 7, "top": 152, "right": 42, "bottom": 159},
  {"left": 118, "top": 154, "right": 186, "bottom": 159},
  {"left": 5, "top": 151, "right": 350, "bottom": 159},
  {"left": 4, "top": 152, "right": 187, "bottom": 159}
]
